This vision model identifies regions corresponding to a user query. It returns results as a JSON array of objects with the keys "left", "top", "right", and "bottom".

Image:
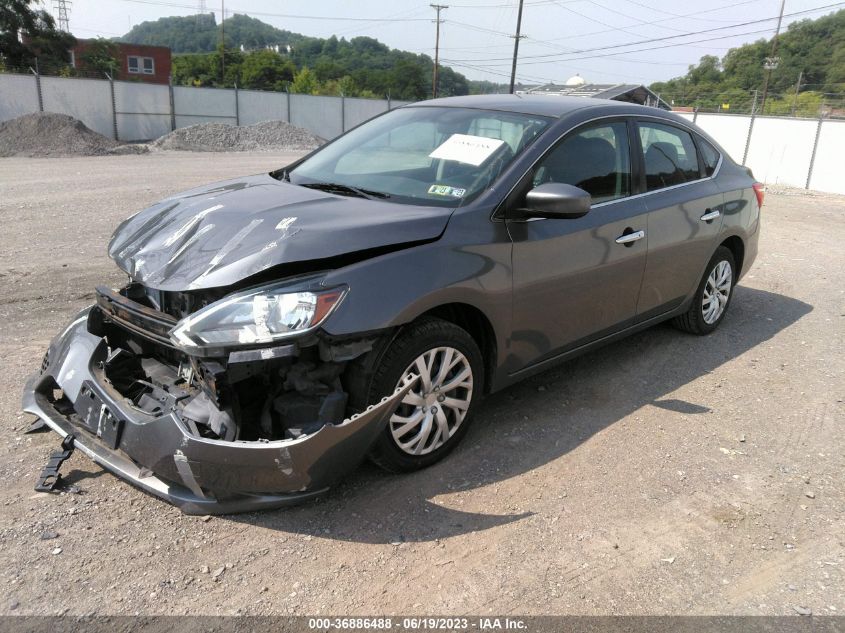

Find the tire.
[
  {"left": 350, "top": 317, "right": 485, "bottom": 473},
  {"left": 673, "top": 246, "right": 736, "bottom": 335}
]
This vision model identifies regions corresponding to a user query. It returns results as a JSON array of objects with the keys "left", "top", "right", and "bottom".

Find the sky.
[{"left": 61, "top": 0, "right": 845, "bottom": 86}]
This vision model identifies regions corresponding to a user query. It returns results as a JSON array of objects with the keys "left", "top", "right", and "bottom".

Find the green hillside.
[
  {"left": 650, "top": 9, "right": 845, "bottom": 115},
  {"left": 118, "top": 13, "right": 469, "bottom": 100}
]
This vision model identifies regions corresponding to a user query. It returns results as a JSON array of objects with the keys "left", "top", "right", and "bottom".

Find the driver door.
[{"left": 505, "top": 118, "right": 649, "bottom": 370}]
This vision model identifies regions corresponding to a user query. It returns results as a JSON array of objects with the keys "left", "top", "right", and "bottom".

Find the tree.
[
  {"left": 79, "top": 38, "right": 120, "bottom": 76},
  {"left": 389, "top": 59, "right": 427, "bottom": 100},
  {"left": 650, "top": 9, "right": 845, "bottom": 112},
  {"left": 0, "top": 0, "right": 76, "bottom": 70},
  {"left": 119, "top": 11, "right": 474, "bottom": 98},
  {"left": 290, "top": 66, "right": 318, "bottom": 94},
  {"left": 239, "top": 49, "right": 294, "bottom": 90}
]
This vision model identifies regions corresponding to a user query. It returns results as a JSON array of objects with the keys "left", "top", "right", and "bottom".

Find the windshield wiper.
[{"left": 301, "top": 182, "right": 390, "bottom": 199}]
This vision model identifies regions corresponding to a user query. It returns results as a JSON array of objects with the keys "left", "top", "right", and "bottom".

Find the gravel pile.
[
  {"left": 152, "top": 120, "right": 324, "bottom": 152},
  {"left": 0, "top": 112, "right": 145, "bottom": 157}
]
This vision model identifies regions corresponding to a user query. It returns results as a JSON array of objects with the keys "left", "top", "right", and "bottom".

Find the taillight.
[{"left": 752, "top": 182, "right": 765, "bottom": 209}]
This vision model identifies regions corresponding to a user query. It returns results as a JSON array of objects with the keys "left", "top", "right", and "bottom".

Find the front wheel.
[
  {"left": 673, "top": 246, "right": 736, "bottom": 335},
  {"left": 354, "top": 318, "right": 484, "bottom": 473}
]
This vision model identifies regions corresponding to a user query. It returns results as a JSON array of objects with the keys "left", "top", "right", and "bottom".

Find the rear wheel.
[
  {"left": 356, "top": 318, "right": 484, "bottom": 473},
  {"left": 673, "top": 246, "right": 736, "bottom": 335}
]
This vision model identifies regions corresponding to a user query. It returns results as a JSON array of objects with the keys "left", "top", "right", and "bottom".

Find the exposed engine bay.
[{"left": 92, "top": 281, "right": 380, "bottom": 443}]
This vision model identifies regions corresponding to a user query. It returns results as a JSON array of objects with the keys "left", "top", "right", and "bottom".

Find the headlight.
[{"left": 169, "top": 282, "right": 347, "bottom": 354}]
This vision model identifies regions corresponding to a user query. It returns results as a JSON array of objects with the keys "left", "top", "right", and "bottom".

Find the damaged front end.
[{"left": 23, "top": 280, "right": 412, "bottom": 514}]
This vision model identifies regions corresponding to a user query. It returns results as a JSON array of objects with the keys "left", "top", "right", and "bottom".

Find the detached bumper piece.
[
  {"left": 34, "top": 435, "right": 75, "bottom": 492},
  {"left": 23, "top": 308, "right": 415, "bottom": 514}
]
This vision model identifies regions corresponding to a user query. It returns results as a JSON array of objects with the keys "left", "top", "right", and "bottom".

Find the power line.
[
  {"left": 117, "top": 0, "right": 431, "bottom": 22},
  {"left": 533, "top": 0, "right": 771, "bottom": 43},
  {"left": 615, "top": 0, "right": 769, "bottom": 24},
  {"left": 443, "top": 25, "right": 777, "bottom": 68},
  {"left": 443, "top": 3, "right": 845, "bottom": 63}
]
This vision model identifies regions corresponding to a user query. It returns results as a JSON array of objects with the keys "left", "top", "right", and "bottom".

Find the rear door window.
[
  {"left": 638, "top": 122, "right": 701, "bottom": 191},
  {"left": 698, "top": 137, "right": 721, "bottom": 177}
]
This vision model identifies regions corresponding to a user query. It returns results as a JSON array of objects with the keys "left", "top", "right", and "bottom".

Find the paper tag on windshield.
[{"left": 429, "top": 134, "right": 506, "bottom": 166}]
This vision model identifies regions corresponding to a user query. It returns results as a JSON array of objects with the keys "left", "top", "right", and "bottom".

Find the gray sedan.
[{"left": 23, "top": 95, "right": 761, "bottom": 513}]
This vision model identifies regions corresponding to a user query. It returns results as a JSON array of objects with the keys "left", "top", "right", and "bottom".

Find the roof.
[
  {"left": 518, "top": 82, "right": 671, "bottom": 110},
  {"left": 412, "top": 94, "right": 645, "bottom": 118}
]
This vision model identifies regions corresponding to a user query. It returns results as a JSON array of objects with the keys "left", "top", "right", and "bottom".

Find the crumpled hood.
[{"left": 108, "top": 174, "right": 453, "bottom": 291}]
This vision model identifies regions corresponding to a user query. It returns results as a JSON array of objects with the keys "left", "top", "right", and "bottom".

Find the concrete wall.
[
  {"left": 677, "top": 109, "right": 843, "bottom": 194},
  {"left": 173, "top": 85, "right": 237, "bottom": 128},
  {"left": 745, "top": 116, "right": 819, "bottom": 188},
  {"left": 237, "top": 89, "right": 288, "bottom": 126},
  {"left": 344, "top": 97, "right": 390, "bottom": 131},
  {"left": 290, "top": 93, "right": 343, "bottom": 140},
  {"left": 2, "top": 72, "right": 841, "bottom": 194},
  {"left": 40, "top": 76, "right": 113, "bottom": 138},
  {"left": 0, "top": 73, "right": 40, "bottom": 120},
  {"left": 689, "top": 113, "right": 752, "bottom": 166},
  {"left": 807, "top": 119, "right": 845, "bottom": 194},
  {"left": 114, "top": 81, "right": 171, "bottom": 141},
  {"left": 1, "top": 72, "right": 410, "bottom": 145}
]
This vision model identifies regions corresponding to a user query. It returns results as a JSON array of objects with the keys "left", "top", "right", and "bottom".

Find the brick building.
[{"left": 70, "top": 40, "right": 171, "bottom": 84}]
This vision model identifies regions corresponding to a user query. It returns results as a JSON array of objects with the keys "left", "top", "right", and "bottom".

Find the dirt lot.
[{"left": 0, "top": 152, "right": 842, "bottom": 617}]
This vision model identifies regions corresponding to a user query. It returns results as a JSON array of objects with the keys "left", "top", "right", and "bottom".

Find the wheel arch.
[
  {"left": 416, "top": 302, "right": 497, "bottom": 394},
  {"left": 719, "top": 234, "right": 745, "bottom": 277}
]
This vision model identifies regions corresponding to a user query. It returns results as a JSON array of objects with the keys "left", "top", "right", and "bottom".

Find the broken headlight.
[{"left": 169, "top": 281, "right": 347, "bottom": 354}]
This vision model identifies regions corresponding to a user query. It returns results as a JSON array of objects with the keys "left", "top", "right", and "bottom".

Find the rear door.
[
  {"left": 634, "top": 119, "right": 725, "bottom": 317},
  {"left": 506, "top": 118, "right": 648, "bottom": 369}
]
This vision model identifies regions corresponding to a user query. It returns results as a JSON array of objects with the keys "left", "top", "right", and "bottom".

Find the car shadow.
[{"left": 226, "top": 286, "right": 812, "bottom": 543}]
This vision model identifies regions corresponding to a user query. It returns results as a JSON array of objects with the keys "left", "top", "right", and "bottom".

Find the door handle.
[
  {"left": 700, "top": 209, "right": 721, "bottom": 222},
  {"left": 615, "top": 230, "right": 645, "bottom": 245}
]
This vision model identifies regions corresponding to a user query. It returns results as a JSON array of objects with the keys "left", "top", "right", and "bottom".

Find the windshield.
[{"left": 285, "top": 106, "right": 551, "bottom": 207}]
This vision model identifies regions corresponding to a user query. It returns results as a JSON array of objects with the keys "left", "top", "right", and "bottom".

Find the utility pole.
[
  {"left": 52, "top": 0, "right": 71, "bottom": 32},
  {"left": 431, "top": 4, "right": 448, "bottom": 98},
  {"left": 790, "top": 70, "right": 803, "bottom": 116},
  {"left": 759, "top": 0, "right": 786, "bottom": 115},
  {"left": 220, "top": 0, "right": 225, "bottom": 83},
  {"left": 509, "top": 0, "right": 526, "bottom": 94}
]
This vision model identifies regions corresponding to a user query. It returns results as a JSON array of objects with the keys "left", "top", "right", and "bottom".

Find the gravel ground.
[
  {"left": 0, "top": 153, "right": 842, "bottom": 617},
  {"left": 0, "top": 113, "right": 147, "bottom": 158},
  {"left": 152, "top": 120, "right": 324, "bottom": 152},
  {"left": 0, "top": 113, "right": 323, "bottom": 158}
]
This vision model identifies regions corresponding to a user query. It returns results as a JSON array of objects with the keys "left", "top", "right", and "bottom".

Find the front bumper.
[{"left": 22, "top": 308, "right": 414, "bottom": 515}]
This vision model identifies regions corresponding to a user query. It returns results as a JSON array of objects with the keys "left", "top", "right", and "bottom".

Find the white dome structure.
[{"left": 565, "top": 74, "right": 586, "bottom": 87}]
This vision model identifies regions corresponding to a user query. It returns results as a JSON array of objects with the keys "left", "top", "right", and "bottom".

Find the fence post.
[
  {"left": 234, "top": 82, "right": 240, "bottom": 126},
  {"left": 168, "top": 79, "right": 176, "bottom": 131},
  {"left": 106, "top": 72, "right": 118, "bottom": 141},
  {"left": 805, "top": 109, "right": 825, "bottom": 190},
  {"left": 387, "top": 93, "right": 392, "bottom": 111},
  {"left": 286, "top": 90, "right": 291, "bottom": 123},
  {"left": 340, "top": 93, "right": 346, "bottom": 133},
  {"left": 742, "top": 111, "right": 755, "bottom": 166},
  {"left": 29, "top": 61, "right": 43, "bottom": 112},
  {"left": 692, "top": 106, "right": 698, "bottom": 124}
]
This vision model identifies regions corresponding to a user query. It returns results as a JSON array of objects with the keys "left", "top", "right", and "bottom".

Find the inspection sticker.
[
  {"left": 429, "top": 133, "right": 506, "bottom": 166},
  {"left": 428, "top": 184, "right": 467, "bottom": 198}
]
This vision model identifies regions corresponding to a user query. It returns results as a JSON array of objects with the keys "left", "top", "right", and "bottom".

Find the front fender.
[{"left": 320, "top": 210, "right": 512, "bottom": 379}]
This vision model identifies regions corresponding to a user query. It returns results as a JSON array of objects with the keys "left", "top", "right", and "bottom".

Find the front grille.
[{"left": 96, "top": 286, "right": 178, "bottom": 348}]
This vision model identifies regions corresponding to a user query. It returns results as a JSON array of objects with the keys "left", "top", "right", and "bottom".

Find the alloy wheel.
[
  {"left": 390, "top": 346, "right": 474, "bottom": 455},
  {"left": 702, "top": 260, "right": 732, "bottom": 324}
]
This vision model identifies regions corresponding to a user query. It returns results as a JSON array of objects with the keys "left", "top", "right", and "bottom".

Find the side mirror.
[{"left": 522, "top": 182, "right": 591, "bottom": 219}]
